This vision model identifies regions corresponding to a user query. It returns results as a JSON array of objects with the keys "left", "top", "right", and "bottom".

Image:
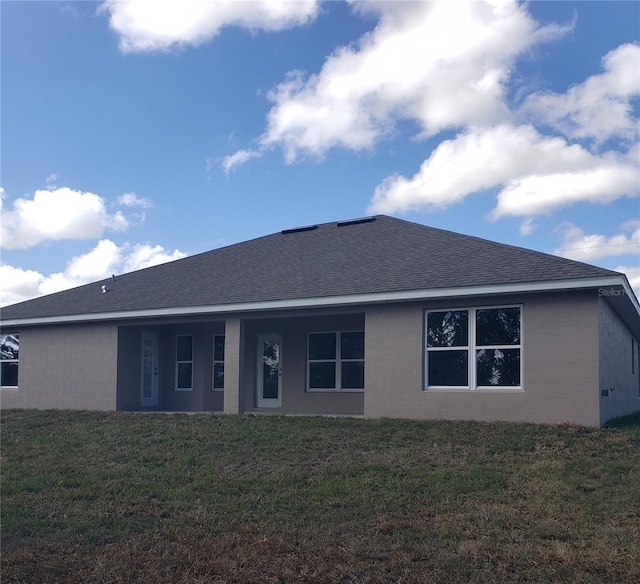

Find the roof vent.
[
  {"left": 281, "top": 224, "right": 318, "bottom": 235},
  {"left": 337, "top": 216, "right": 376, "bottom": 227}
]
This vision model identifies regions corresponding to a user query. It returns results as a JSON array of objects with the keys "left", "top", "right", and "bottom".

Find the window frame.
[
  {"left": 212, "top": 334, "right": 225, "bottom": 391},
  {"left": 175, "top": 334, "right": 194, "bottom": 392},
  {"left": 424, "top": 305, "right": 523, "bottom": 392},
  {"left": 0, "top": 334, "right": 19, "bottom": 389},
  {"left": 307, "top": 330, "right": 365, "bottom": 392}
]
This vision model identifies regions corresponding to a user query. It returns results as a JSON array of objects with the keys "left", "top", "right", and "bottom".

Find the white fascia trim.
[
  {"left": 622, "top": 278, "right": 640, "bottom": 315},
  {"left": 2, "top": 275, "right": 630, "bottom": 327}
]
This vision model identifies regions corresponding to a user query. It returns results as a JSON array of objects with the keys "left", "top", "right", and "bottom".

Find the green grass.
[{"left": 2, "top": 410, "right": 640, "bottom": 583}]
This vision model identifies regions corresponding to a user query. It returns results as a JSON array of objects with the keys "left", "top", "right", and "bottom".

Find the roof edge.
[
  {"left": 623, "top": 276, "right": 640, "bottom": 311},
  {"left": 2, "top": 276, "right": 632, "bottom": 328}
]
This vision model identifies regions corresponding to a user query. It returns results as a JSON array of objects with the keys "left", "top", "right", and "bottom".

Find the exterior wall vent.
[
  {"left": 337, "top": 217, "right": 376, "bottom": 227},
  {"left": 281, "top": 225, "right": 318, "bottom": 235}
]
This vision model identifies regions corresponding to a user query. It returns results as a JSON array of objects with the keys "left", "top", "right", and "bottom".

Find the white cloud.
[
  {"left": 222, "top": 148, "right": 261, "bottom": 175},
  {"left": 121, "top": 243, "right": 186, "bottom": 272},
  {"left": 1, "top": 240, "right": 186, "bottom": 306},
  {"left": 492, "top": 162, "right": 639, "bottom": 218},
  {"left": 368, "top": 36, "right": 640, "bottom": 217},
  {"left": 214, "top": 1, "right": 635, "bottom": 228},
  {"left": 0, "top": 265, "right": 45, "bottom": 308},
  {"left": 614, "top": 265, "right": 640, "bottom": 298},
  {"left": 368, "top": 124, "right": 638, "bottom": 215},
  {"left": 523, "top": 43, "right": 640, "bottom": 144},
  {"left": 553, "top": 220, "right": 640, "bottom": 262},
  {"left": 1, "top": 187, "right": 129, "bottom": 250},
  {"left": 118, "top": 192, "right": 152, "bottom": 208},
  {"left": 64, "top": 239, "right": 124, "bottom": 283},
  {"left": 45, "top": 173, "right": 58, "bottom": 188},
  {"left": 519, "top": 218, "right": 535, "bottom": 236},
  {"left": 100, "top": 0, "right": 320, "bottom": 53},
  {"left": 249, "top": 0, "right": 568, "bottom": 163}
]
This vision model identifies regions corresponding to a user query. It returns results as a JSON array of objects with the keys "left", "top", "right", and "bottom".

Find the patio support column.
[{"left": 223, "top": 317, "right": 245, "bottom": 414}]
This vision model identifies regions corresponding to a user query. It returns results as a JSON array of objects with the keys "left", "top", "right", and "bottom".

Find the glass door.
[
  {"left": 257, "top": 334, "right": 282, "bottom": 408},
  {"left": 140, "top": 331, "right": 159, "bottom": 407}
]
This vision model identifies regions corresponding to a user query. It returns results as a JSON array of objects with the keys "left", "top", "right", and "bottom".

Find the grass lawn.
[{"left": 2, "top": 410, "right": 640, "bottom": 583}]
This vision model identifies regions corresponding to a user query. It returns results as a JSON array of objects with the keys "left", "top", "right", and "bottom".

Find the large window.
[
  {"left": 176, "top": 335, "right": 193, "bottom": 391},
  {"left": 0, "top": 335, "right": 19, "bottom": 388},
  {"left": 308, "top": 331, "right": 364, "bottom": 390},
  {"left": 213, "top": 335, "right": 225, "bottom": 390},
  {"left": 426, "top": 307, "right": 521, "bottom": 389}
]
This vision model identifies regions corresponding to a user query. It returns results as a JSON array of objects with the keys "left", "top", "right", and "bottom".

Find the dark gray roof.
[{"left": 1, "top": 215, "right": 620, "bottom": 321}]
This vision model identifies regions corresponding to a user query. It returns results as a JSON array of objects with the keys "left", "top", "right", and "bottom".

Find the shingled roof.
[{"left": 1, "top": 215, "right": 622, "bottom": 323}]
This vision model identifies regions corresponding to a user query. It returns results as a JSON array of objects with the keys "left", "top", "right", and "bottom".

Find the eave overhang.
[{"left": 3, "top": 275, "right": 638, "bottom": 332}]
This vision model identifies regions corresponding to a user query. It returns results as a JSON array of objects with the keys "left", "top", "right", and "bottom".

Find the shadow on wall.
[{"left": 605, "top": 411, "right": 640, "bottom": 429}]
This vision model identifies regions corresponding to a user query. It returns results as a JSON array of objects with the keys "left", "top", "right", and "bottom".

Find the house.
[{"left": 2, "top": 215, "right": 639, "bottom": 426}]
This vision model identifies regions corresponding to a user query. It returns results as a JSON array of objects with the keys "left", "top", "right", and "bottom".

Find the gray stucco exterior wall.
[
  {"left": 5, "top": 289, "right": 638, "bottom": 426},
  {"left": 223, "top": 318, "right": 244, "bottom": 414},
  {"left": 364, "top": 291, "right": 601, "bottom": 426},
  {"left": 116, "top": 321, "right": 226, "bottom": 412},
  {"left": 598, "top": 296, "right": 640, "bottom": 424},
  {"left": 240, "top": 314, "right": 365, "bottom": 415},
  {"left": 1, "top": 323, "right": 118, "bottom": 410}
]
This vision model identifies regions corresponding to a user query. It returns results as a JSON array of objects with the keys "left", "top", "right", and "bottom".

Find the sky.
[{"left": 1, "top": 0, "right": 639, "bottom": 307}]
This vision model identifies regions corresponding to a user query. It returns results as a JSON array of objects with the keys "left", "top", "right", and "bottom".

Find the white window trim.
[
  {"left": 0, "top": 334, "right": 19, "bottom": 389},
  {"left": 175, "top": 334, "right": 194, "bottom": 392},
  {"left": 212, "top": 334, "right": 225, "bottom": 391},
  {"left": 307, "top": 330, "right": 365, "bottom": 392},
  {"left": 425, "top": 305, "right": 523, "bottom": 392}
]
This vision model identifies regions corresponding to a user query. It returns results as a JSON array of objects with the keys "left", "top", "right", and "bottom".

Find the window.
[
  {"left": 426, "top": 307, "right": 521, "bottom": 389},
  {"left": 0, "top": 334, "right": 19, "bottom": 388},
  {"left": 632, "top": 338, "right": 636, "bottom": 375},
  {"left": 426, "top": 310, "right": 469, "bottom": 386},
  {"left": 308, "top": 331, "right": 364, "bottom": 390},
  {"left": 176, "top": 335, "right": 193, "bottom": 391},
  {"left": 213, "top": 335, "right": 225, "bottom": 390}
]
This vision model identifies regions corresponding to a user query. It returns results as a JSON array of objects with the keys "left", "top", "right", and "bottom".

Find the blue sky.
[{"left": 1, "top": 0, "right": 639, "bottom": 306}]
